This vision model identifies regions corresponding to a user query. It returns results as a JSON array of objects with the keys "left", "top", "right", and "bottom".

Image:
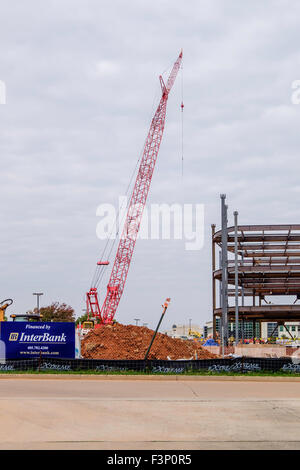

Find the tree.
[
  {"left": 29, "top": 302, "right": 75, "bottom": 322},
  {"left": 75, "top": 313, "right": 88, "bottom": 326}
]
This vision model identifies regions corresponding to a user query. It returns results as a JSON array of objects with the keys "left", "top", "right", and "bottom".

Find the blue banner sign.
[{"left": 0, "top": 322, "right": 75, "bottom": 359}]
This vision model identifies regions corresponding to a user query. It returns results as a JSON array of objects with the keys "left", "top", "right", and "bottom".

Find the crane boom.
[{"left": 87, "top": 51, "right": 183, "bottom": 324}]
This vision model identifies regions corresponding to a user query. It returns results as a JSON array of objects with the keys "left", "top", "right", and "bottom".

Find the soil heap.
[{"left": 81, "top": 323, "right": 218, "bottom": 360}]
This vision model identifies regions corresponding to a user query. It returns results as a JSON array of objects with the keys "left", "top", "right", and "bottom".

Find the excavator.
[
  {"left": 0, "top": 299, "right": 42, "bottom": 322},
  {"left": 0, "top": 299, "right": 13, "bottom": 322}
]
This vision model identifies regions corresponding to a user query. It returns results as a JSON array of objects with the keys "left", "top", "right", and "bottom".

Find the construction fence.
[{"left": 0, "top": 357, "right": 300, "bottom": 374}]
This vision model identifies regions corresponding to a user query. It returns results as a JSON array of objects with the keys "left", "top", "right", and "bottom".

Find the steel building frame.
[{"left": 212, "top": 218, "right": 300, "bottom": 340}]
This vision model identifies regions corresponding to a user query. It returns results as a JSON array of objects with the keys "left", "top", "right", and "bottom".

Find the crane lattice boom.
[{"left": 87, "top": 51, "right": 183, "bottom": 324}]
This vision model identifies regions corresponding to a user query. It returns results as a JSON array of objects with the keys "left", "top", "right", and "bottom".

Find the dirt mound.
[{"left": 81, "top": 323, "right": 218, "bottom": 360}]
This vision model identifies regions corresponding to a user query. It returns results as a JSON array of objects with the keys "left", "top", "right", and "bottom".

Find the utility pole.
[
  {"left": 189, "top": 318, "right": 192, "bottom": 335},
  {"left": 33, "top": 292, "right": 43, "bottom": 315}
]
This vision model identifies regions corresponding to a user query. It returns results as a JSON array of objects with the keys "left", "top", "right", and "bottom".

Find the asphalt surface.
[{"left": 0, "top": 377, "right": 300, "bottom": 449}]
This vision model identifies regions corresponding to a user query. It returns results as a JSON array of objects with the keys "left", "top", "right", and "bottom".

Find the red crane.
[{"left": 87, "top": 50, "right": 183, "bottom": 324}]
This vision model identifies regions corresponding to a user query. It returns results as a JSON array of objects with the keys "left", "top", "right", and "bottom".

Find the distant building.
[
  {"left": 204, "top": 320, "right": 213, "bottom": 338},
  {"left": 164, "top": 324, "right": 203, "bottom": 339},
  {"left": 263, "top": 322, "right": 278, "bottom": 339},
  {"left": 204, "top": 318, "right": 261, "bottom": 340},
  {"left": 203, "top": 319, "right": 300, "bottom": 340},
  {"left": 277, "top": 322, "right": 300, "bottom": 339}
]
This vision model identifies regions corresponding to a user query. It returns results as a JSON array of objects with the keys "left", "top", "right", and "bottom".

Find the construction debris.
[{"left": 81, "top": 323, "right": 219, "bottom": 360}]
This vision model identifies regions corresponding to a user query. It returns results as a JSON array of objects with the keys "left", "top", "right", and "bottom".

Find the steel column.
[
  {"left": 211, "top": 224, "right": 216, "bottom": 339},
  {"left": 234, "top": 211, "right": 239, "bottom": 345},
  {"left": 221, "top": 194, "right": 228, "bottom": 345}
]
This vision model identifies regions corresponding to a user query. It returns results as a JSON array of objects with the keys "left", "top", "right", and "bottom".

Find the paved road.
[{"left": 0, "top": 377, "right": 300, "bottom": 449}]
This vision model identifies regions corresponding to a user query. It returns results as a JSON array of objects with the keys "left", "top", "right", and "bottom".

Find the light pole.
[
  {"left": 189, "top": 318, "right": 192, "bottom": 335},
  {"left": 134, "top": 318, "right": 140, "bottom": 326},
  {"left": 33, "top": 292, "right": 43, "bottom": 315}
]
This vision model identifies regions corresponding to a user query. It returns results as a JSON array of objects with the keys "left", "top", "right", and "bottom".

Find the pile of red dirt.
[{"left": 81, "top": 323, "right": 218, "bottom": 360}]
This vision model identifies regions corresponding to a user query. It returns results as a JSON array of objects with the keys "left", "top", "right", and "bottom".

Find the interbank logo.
[
  {"left": 19, "top": 332, "right": 67, "bottom": 343},
  {"left": 9, "top": 333, "right": 19, "bottom": 341}
]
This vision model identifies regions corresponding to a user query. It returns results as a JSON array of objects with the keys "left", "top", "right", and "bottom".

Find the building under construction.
[{"left": 212, "top": 195, "right": 300, "bottom": 342}]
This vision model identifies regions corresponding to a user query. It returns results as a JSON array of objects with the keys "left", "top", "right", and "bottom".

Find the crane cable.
[
  {"left": 91, "top": 56, "right": 183, "bottom": 291},
  {"left": 94, "top": 57, "right": 185, "bottom": 289},
  {"left": 91, "top": 152, "right": 142, "bottom": 289},
  {"left": 91, "top": 83, "right": 161, "bottom": 290},
  {"left": 180, "top": 60, "right": 184, "bottom": 178}
]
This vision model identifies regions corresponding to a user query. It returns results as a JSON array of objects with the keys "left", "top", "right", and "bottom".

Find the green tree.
[
  {"left": 75, "top": 313, "right": 88, "bottom": 326},
  {"left": 75, "top": 313, "right": 103, "bottom": 326},
  {"left": 29, "top": 302, "right": 75, "bottom": 322}
]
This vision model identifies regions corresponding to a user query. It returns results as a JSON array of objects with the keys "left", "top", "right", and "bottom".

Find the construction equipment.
[
  {"left": 10, "top": 313, "right": 42, "bottom": 322},
  {"left": 81, "top": 319, "right": 95, "bottom": 335},
  {"left": 0, "top": 299, "right": 13, "bottom": 321},
  {"left": 189, "top": 330, "right": 201, "bottom": 338},
  {"left": 82, "top": 320, "right": 95, "bottom": 329},
  {"left": 86, "top": 51, "right": 183, "bottom": 325},
  {"left": 144, "top": 298, "right": 171, "bottom": 360}
]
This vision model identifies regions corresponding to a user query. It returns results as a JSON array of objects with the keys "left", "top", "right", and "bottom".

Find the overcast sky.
[{"left": 1, "top": 1, "right": 300, "bottom": 329}]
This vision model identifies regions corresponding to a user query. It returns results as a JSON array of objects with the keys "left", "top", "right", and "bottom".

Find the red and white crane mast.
[{"left": 87, "top": 51, "right": 183, "bottom": 324}]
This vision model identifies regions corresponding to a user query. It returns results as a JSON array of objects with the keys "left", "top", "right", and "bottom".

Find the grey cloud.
[{"left": 1, "top": 0, "right": 300, "bottom": 327}]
